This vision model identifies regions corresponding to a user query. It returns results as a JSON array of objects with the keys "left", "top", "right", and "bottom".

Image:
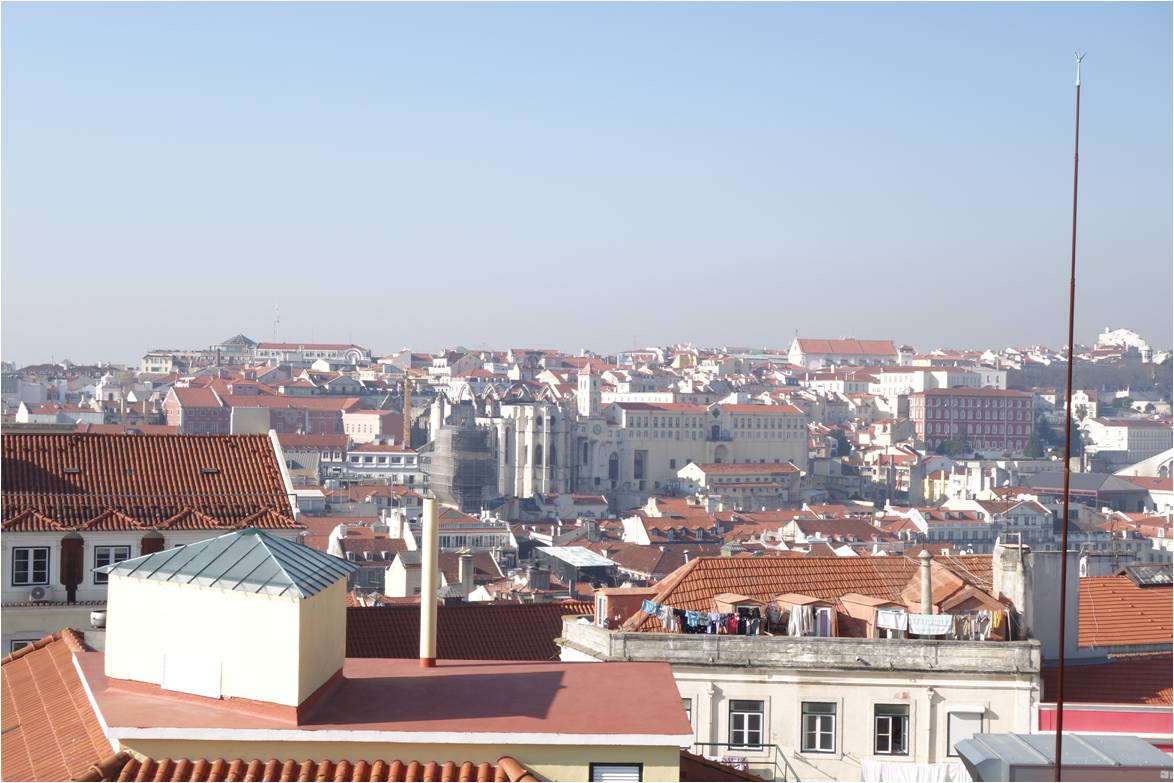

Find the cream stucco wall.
[
  {"left": 104, "top": 575, "right": 345, "bottom": 707},
  {"left": 297, "top": 581, "right": 347, "bottom": 702},
  {"left": 675, "top": 665, "right": 1036, "bottom": 781},
  {"left": 117, "top": 738, "right": 680, "bottom": 782}
]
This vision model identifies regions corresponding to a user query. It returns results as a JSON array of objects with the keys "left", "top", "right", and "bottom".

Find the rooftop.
[
  {"left": 793, "top": 339, "right": 897, "bottom": 356},
  {"left": 76, "top": 653, "right": 692, "bottom": 741},
  {"left": 97, "top": 528, "right": 357, "bottom": 599},
  {"left": 1, "top": 432, "right": 296, "bottom": 528},
  {"left": 559, "top": 617, "right": 1039, "bottom": 675},
  {"left": 84, "top": 754, "right": 538, "bottom": 782},
  {"left": 620, "top": 554, "right": 994, "bottom": 632},
  {"left": 689, "top": 462, "right": 800, "bottom": 475},
  {"left": 0, "top": 630, "right": 111, "bottom": 782},
  {"left": 1041, "top": 654, "right": 1172, "bottom": 706},
  {"left": 1078, "top": 576, "right": 1172, "bottom": 648}
]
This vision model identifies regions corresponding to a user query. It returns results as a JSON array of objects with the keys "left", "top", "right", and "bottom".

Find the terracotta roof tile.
[
  {"left": 1079, "top": 577, "right": 1172, "bottom": 647},
  {"left": 1, "top": 630, "right": 113, "bottom": 782},
  {"left": 794, "top": 339, "right": 897, "bottom": 355},
  {"left": 0, "top": 508, "right": 67, "bottom": 532},
  {"left": 1042, "top": 654, "right": 1172, "bottom": 706},
  {"left": 623, "top": 554, "right": 992, "bottom": 631},
  {"left": 2, "top": 433, "right": 296, "bottom": 528},
  {"left": 690, "top": 462, "right": 800, "bottom": 475},
  {"left": 84, "top": 754, "right": 537, "bottom": 782},
  {"left": 347, "top": 602, "right": 592, "bottom": 660}
]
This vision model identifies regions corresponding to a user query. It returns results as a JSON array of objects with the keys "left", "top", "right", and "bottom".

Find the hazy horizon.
[{"left": 3, "top": 2, "right": 1171, "bottom": 367}]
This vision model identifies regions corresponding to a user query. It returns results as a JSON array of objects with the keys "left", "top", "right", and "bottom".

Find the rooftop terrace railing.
[{"left": 689, "top": 742, "right": 801, "bottom": 782}]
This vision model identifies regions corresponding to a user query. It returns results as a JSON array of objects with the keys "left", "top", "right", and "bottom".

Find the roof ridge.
[{"left": 0, "top": 628, "right": 88, "bottom": 665}]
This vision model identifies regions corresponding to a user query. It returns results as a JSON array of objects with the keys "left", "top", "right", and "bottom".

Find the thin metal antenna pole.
[{"left": 1054, "top": 50, "right": 1085, "bottom": 783}]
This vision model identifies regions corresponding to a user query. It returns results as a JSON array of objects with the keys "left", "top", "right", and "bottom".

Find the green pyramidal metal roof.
[{"left": 95, "top": 528, "right": 358, "bottom": 598}]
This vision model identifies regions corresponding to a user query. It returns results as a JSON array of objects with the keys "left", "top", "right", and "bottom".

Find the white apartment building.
[
  {"left": 788, "top": 338, "right": 900, "bottom": 370},
  {"left": 254, "top": 342, "right": 370, "bottom": 365},
  {"left": 560, "top": 553, "right": 1038, "bottom": 782},
  {"left": 1081, "top": 418, "right": 1173, "bottom": 466},
  {"left": 343, "top": 442, "right": 424, "bottom": 485}
]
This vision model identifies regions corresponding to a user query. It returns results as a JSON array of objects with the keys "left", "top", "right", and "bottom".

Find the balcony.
[{"left": 706, "top": 431, "right": 734, "bottom": 442}]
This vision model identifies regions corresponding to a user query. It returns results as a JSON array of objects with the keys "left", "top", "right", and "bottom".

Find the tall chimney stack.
[
  {"left": 919, "top": 549, "right": 933, "bottom": 614},
  {"left": 458, "top": 550, "right": 474, "bottom": 597},
  {"left": 419, "top": 497, "right": 439, "bottom": 667}
]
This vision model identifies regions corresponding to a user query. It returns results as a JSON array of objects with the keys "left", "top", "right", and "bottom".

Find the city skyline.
[{"left": 3, "top": 2, "right": 1171, "bottom": 365}]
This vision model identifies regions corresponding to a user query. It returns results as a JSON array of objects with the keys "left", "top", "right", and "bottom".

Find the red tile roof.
[
  {"left": 794, "top": 339, "right": 897, "bottom": 356},
  {"left": 299, "top": 515, "right": 381, "bottom": 550},
  {"left": 1122, "top": 476, "right": 1174, "bottom": 492},
  {"left": 2, "top": 433, "right": 297, "bottom": 528},
  {"left": 690, "top": 462, "right": 800, "bottom": 475},
  {"left": 256, "top": 342, "right": 365, "bottom": 351},
  {"left": 720, "top": 403, "right": 804, "bottom": 414},
  {"left": 1, "top": 630, "right": 113, "bottom": 783},
  {"left": 913, "top": 388, "right": 1032, "bottom": 398},
  {"left": 623, "top": 554, "right": 993, "bottom": 631},
  {"left": 222, "top": 394, "right": 364, "bottom": 412},
  {"left": 88, "top": 754, "right": 538, "bottom": 781},
  {"left": 170, "top": 386, "right": 223, "bottom": 407},
  {"left": 792, "top": 518, "right": 895, "bottom": 542},
  {"left": 346, "top": 602, "right": 593, "bottom": 660},
  {"left": 1079, "top": 577, "right": 1173, "bottom": 648},
  {"left": 1042, "top": 654, "right": 1172, "bottom": 706},
  {"left": 276, "top": 432, "right": 350, "bottom": 450}
]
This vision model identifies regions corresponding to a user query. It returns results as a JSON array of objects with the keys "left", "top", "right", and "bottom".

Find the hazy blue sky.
[{"left": 3, "top": 2, "right": 1170, "bottom": 365}]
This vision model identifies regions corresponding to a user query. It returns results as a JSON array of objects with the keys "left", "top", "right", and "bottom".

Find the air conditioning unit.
[{"left": 29, "top": 586, "right": 49, "bottom": 602}]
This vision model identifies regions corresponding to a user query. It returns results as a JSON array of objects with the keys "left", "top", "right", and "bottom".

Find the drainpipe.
[
  {"left": 419, "top": 496, "right": 439, "bottom": 667},
  {"left": 920, "top": 549, "right": 933, "bottom": 614}
]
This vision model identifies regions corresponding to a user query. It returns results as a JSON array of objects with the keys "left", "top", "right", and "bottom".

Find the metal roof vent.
[
  {"left": 64, "top": 467, "right": 81, "bottom": 475},
  {"left": 200, "top": 467, "right": 221, "bottom": 475}
]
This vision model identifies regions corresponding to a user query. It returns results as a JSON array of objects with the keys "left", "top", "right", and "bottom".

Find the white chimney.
[
  {"left": 458, "top": 550, "right": 474, "bottom": 597},
  {"left": 419, "top": 497, "right": 439, "bottom": 667},
  {"left": 919, "top": 549, "right": 933, "bottom": 614}
]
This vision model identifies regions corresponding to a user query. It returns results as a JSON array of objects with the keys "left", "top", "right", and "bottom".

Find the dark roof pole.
[{"left": 1055, "top": 49, "right": 1086, "bottom": 783}]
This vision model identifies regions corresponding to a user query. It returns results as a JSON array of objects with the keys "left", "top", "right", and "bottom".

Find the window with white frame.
[
  {"left": 9, "top": 638, "right": 40, "bottom": 653},
  {"left": 874, "top": 704, "right": 910, "bottom": 755},
  {"left": 682, "top": 697, "right": 692, "bottom": 726},
  {"left": 93, "top": 546, "right": 131, "bottom": 584},
  {"left": 12, "top": 547, "right": 49, "bottom": 586},
  {"left": 589, "top": 764, "right": 642, "bottom": 782},
  {"left": 947, "top": 711, "right": 983, "bottom": 756},
  {"left": 729, "top": 699, "right": 764, "bottom": 749},
  {"left": 801, "top": 702, "right": 836, "bottom": 753}
]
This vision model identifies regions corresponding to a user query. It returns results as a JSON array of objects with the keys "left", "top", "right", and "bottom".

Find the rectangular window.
[
  {"left": 9, "top": 638, "right": 39, "bottom": 653},
  {"left": 801, "top": 702, "right": 836, "bottom": 753},
  {"left": 589, "top": 764, "right": 643, "bottom": 782},
  {"left": 93, "top": 546, "right": 131, "bottom": 585},
  {"left": 12, "top": 547, "right": 49, "bottom": 586},
  {"left": 682, "top": 697, "right": 692, "bottom": 726},
  {"left": 947, "top": 711, "right": 983, "bottom": 756},
  {"left": 874, "top": 704, "right": 910, "bottom": 755},
  {"left": 729, "top": 699, "right": 764, "bottom": 749}
]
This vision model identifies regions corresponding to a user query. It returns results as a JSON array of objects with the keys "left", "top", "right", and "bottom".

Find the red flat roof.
[{"left": 77, "top": 654, "right": 691, "bottom": 741}]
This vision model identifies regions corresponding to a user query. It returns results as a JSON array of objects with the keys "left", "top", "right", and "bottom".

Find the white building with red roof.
[{"left": 787, "top": 338, "right": 901, "bottom": 370}]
